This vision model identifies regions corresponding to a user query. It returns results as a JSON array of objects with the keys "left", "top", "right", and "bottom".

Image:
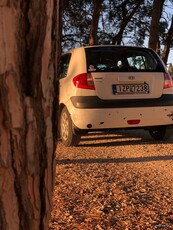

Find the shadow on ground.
[
  {"left": 76, "top": 129, "right": 173, "bottom": 147},
  {"left": 56, "top": 155, "right": 173, "bottom": 165}
]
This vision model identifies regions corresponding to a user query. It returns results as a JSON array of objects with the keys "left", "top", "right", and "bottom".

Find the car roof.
[{"left": 62, "top": 45, "right": 150, "bottom": 55}]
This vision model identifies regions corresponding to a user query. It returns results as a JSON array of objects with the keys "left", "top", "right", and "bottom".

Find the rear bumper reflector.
[{"left": 127, "top": 119, "right": 140, "bottom": 125}]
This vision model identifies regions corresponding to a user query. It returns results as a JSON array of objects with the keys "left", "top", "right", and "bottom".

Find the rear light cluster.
[
  {"left": 164, "top": 73, "right": 173, "bottom": 89},
  {"left": 73, "top": 73, "right": 95, "bottom": 90}
]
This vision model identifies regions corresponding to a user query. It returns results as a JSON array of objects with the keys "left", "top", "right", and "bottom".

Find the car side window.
[{"left": 59, "top": 53, "right": 71, "bottom": 79}]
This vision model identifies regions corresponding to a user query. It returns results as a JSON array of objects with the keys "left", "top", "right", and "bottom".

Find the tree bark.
[{"left": 0, "top": 1, "right": 58, "bottom": 229}]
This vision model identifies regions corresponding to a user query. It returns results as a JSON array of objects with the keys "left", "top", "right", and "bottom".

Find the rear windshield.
[{"left": 85, "top": 46, "right": 164, "bottom": 73}]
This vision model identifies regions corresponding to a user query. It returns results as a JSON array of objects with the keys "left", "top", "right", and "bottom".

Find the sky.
[
  {"left": 165, "top": 1, "right": 173, "bottom": 64},
  {"left": 168, "top": 51, "right": 173, "bottom": 64}
]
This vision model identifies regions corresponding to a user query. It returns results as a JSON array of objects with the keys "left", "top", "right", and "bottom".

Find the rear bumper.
[
  {"left": 70, "top": 94, "right": 173, "bottom": 108},
  {"left": 67, "top": 104, "right": 173, "bottom": 130},
  {"left": 71, "top": 107, "right": 173, "bottom": 130}
]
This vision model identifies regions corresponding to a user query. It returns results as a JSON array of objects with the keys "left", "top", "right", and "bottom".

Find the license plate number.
[{"left": 112, "top": 83, "right": 149, "bottom": 94}]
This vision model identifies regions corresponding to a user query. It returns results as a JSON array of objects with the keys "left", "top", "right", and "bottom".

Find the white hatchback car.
[{"left": 59, "top": 45, "right": 173, "bottom": 146}]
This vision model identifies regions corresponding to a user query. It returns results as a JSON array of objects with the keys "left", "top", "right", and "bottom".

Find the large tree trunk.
[{"left": 0, "top": 1, "right": 58, "bottom": 229}]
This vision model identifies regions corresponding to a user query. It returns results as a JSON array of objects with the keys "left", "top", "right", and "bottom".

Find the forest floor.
[{"left": 49, "top": 130, "right": 173, "bottom": 230}]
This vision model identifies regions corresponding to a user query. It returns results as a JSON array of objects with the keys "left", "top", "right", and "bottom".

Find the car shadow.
[
  {"left": 56, "top": 129, "right": 173, "bottom": 165},
  {"left": 56, "top": 155, "right": 173, "bottom": 165},
  {"left": 77, "top": 129, "right": 173, "bottom": 147}
]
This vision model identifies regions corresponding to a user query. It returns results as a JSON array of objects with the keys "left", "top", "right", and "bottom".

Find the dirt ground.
[{"left": 49, "top": 129, "right": 173, "bottom": 230}]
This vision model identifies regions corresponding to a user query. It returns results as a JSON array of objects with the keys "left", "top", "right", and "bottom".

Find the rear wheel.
[
  {"left": 149, "top": 126, "right": 173, "bottom": 141},
  {"left": 60, "top": 107, "right": 81, "bottom": 146}
]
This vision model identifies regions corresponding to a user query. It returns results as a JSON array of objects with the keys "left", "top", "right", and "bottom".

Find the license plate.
[{"left": 112, "top": 82, "right": 149, "bottom": 94}]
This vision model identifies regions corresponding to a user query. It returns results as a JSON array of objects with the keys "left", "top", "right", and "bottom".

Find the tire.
[
  {"left": 60, "top": 107, "right": 81, "bottom": 146},
  {"left": 149, "top": 126, "right": 173, "bottom": 141}
]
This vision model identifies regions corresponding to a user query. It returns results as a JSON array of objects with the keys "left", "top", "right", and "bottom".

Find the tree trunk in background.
[
  {"left": 0, "top": 1, "right": 58, "bottom": 229},
  {"left": 112, "top": 0, "right": 143, "bottom": 45},
  {"left": 148, "top": 0, "right": 165, "bottom": 52},
  {"left": 162, "top": 16, "right": 173, "bottom": 64},
  {"left": 88, "top": 0, "right": 102, "bottom": 45}
]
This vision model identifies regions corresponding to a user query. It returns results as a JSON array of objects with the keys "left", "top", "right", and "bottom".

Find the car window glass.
[
  {"left": 86, "top": 47, "right": 161, "bottom": 72},
  {"left": 127, "top": 54, "right": 157, "bottom": 70},
  {"left": 59, "top": 54, "right": 71, "bottom": 79}
]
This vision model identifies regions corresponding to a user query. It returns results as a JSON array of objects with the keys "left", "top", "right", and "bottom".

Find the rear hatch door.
[
  {"left": 86, "top": 46, "right": 165, "bottom": 100},
  {"left": 92, "top": 72, "right": 164, "bottom": 100}
]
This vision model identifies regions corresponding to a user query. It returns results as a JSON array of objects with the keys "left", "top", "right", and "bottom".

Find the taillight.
[
  {"left": 73, "top": 73, "right": 95, "bottom": 90},
  {"left": 164, "top": 73, "right": 173, "bottom": 89}
]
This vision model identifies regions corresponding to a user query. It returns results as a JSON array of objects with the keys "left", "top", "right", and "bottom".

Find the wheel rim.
[{"left": 61, "top": 111, "right": 69, "bottom": 141}]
